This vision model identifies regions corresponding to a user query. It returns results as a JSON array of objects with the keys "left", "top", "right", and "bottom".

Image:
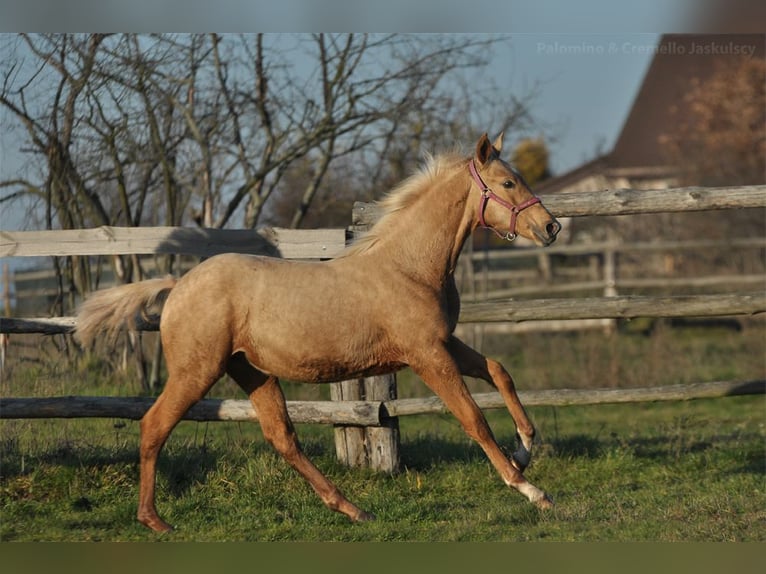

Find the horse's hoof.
[
  {"left": 138, "top": 514, "right": 175, "bottom": 533},
  {"left": 535, "top": 494, "right": 554, "bottom": 510},
  {"left": 512, "top": 439, "right": 531, "bottom": 472},
  {"left": 511, "top": 455, "right": 528, "bottom": 473},
  {"left": 354, "top": 510, "right": 377, "bottom": 522}
]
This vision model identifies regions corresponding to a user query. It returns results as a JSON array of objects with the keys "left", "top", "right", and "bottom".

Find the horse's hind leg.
[
  {"left": 448, "top": 336, "right": 536, "bottom": 472},
  {"left": 226, "top": 354, "right": 374, "bottom": 522},
  {"left": 411, "top": 342, "right": 553, "bottom": 509},
  {"left": 137, "top": 370, "right": 220, "bottom": 533}
]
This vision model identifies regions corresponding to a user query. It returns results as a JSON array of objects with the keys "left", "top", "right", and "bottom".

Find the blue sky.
[
  {"left": 0, "top": 1, "right": 698, "bottom": 238},
  {"left": 492, "top": 33, "right": 662, "bottom": 173},
  {"left": 0, "top": 0, "right": 697, "bottom": 35},
  {"left": 0, "top": 33, "right": 669, "bottom": 225},
  {"left": 0, "top": 0, "right": 702, "bottom": 282}
]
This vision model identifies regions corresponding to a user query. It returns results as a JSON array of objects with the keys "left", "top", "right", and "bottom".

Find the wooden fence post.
[
  {"left": 2, "top": 262, "right": 12, "bottom": 316},
  {"left": 602, "top": 246, "right": 618, "bottom": 334},
  {"left": 330, "top": 375, "right": 400, "bottom": 472},
  {"left": 329, "top": 213, "right": 401, "bottom": 474}
]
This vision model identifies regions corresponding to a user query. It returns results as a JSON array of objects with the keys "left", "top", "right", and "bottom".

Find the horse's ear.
[
  {"left": 493, "top": 132, "right": 504, "bottom": 154},
  {"left": 475, "top": 133, "right": 495, "bottom": 166}
]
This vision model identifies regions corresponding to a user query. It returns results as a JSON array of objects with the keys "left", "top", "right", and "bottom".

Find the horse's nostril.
[{"left": 546, "top": 220, "right": 561, "bottom": 237}]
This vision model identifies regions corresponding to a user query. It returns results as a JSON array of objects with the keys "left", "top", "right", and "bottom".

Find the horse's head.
[{"left": 470, "top": 133, "right": 561, "bottom": 246}]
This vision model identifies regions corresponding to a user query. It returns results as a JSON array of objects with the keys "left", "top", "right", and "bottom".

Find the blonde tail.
[{"left": 74, "top": 276, "right": 177, "bottom": 347}]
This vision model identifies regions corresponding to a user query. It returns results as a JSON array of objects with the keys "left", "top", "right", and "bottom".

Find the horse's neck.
[{"left": 370, "top": 176, "right": 475, "bottom": 285}]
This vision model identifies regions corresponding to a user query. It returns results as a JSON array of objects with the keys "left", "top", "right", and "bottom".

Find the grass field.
[{"left": 1, "top": 322, "right": 764, "bottom": 541}]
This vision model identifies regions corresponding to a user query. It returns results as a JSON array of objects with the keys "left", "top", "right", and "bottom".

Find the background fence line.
[{"left": 1, "top": 184, "right": 765, "bottom": 472}]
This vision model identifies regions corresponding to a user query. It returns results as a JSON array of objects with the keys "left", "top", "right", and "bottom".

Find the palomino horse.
[{"left": 75, "top": 133, "right": 561, "bottom": 532}]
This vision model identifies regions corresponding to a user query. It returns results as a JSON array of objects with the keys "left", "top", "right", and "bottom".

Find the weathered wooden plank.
[
  {"left": 0, "top": 315, "right": 159, "bottom": 334},
  {"left": 382, "top": 380, "right": 766, "bottom": 416},
  {"left": 331, "top": 379, "right": 369, "bottom": 467},
  {"left": 545, "top": 185, "right": 766, "bottom": 217},
  {"left": 364, "top": 374, "right": 400, "bottom": 473},
  {"left": 0, "top": 396, "right": 381, "bottom": 425},
  {"left": 460, "top": 274, "right": 766, "bottom": 301},
  {"left": 458, "top": 292, "right": 766, "bottom": 324},
  {"left": 0, "top": 226, "right": 347, "bottom": 260},
  {"left": 4, "top": 292, "right": 764, "bottom": 334},
  {"left": 616, "top": 274, "right": 766, "bottom": 291},
  {"left": 454, "top": 318, "right": 615, "bottom": 336},
  {"left": 352, "top": 185, "right": 766, "bottom": 225},
  {"left": 258, "top": 228, "right": 348, "bottom": 259},
  {"left": 465, "top": 237, "right": 766, "bottom": 261},
  {"left": 332, "top": 377, "right": 398, "bottom": 469},
  {"left": 3, "top": 381, "right": 762, "bottom": 423},
  {"left": 1, "top": 316, "right": 79, "bottom": 334}
]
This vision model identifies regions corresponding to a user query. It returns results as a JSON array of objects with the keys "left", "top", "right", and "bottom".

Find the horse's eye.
[{"left": 503, "top": 180, "right": 516, "bottom": 189}]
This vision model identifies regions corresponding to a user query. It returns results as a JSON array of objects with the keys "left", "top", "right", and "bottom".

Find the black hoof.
[{"left": 355, "top": 511, "right": 377, "bottom": 522}]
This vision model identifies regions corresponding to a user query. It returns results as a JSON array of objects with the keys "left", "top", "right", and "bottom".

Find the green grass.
[
  {"left": 1, "top": 396, "right": 764, "bottom": 541},
  {"left": 1, "top": 322, "right": 764, "bottom": 541}
]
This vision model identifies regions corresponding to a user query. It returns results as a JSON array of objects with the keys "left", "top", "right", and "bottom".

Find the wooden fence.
[
  {"left": 7, "top": 237, "right": 765, "bottom": 323},
  {"left": 459, "top": 237, "right": 766, "bottom": 300},
  {"left": 2, "top": 184, "right": 765, "bottom": 473}
]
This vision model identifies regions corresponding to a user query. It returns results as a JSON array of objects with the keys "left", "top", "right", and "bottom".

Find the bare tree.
[
  {"left": 1, "top": 34, "right": 114, "bottom": 311},
  {"left": 656, "top": 55, "right": 766, "bottom": 243},
  {"left": 3, "top": 33, "right": 546, "bottom": 234},
  {"left": 1, "top": 34, "right": 196, "bottom": 384},
  {"left": 660, "top": 57, "right": 765, "bottom": 187},
  {"left": 266, "top": 35, "right": 544, "bottom": 228},
  {"left": 206, "top": 33, "right": 521, "bottom": 229},
  {"left": 1, "top": 33, "right": 551, "bottom": 383}
]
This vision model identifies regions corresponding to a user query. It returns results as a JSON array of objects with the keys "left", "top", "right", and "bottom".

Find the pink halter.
[{"left": 468, "top": 159, "right": 541, "bottom": 241}]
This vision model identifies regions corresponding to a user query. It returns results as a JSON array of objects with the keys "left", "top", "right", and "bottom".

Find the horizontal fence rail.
[
  {"left": 0, "top": 226, "right": 347, "bottom": 259},
  {"left": 2, "top": 292, "right": 765, "bottom": 335},
  {"left": 352, "top": 184, "right": 766, "bottom": 225},
  {"left": 382, "top": 380, "right": 766, "bottom": 416},
  {"left": 464, "top": 237, "right": 766, "bottom": 261},
  {"left": 0, "top": 396, "right": 380, "bottom": 425},
  {"left": 458, "top": 292, "right": 766, "bottom": 323},
  {"left": 459, "top": 275, "right": 766, "bottom": 302},
  {"left": 2, "top": 380, "right": 763, "bottom": 423}
]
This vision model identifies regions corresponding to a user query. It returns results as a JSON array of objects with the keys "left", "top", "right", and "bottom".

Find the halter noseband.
[{"left": 468, "top": 159, "right": 541, "bottom": 241}]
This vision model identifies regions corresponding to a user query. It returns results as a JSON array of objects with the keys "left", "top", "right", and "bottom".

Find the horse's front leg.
[
  {"left": 410, "top": 341, "right": 552, "bottom": 509},
  {"left": 447, "top": 336, "right": 536, "bottom": 472},
  {"left": 227, "top": 355, "right": 374, "bottom": 523}
]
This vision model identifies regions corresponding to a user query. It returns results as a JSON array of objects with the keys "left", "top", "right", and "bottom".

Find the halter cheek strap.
[{"left": 469, "top": 160, "right": 541, "bottom": 241}]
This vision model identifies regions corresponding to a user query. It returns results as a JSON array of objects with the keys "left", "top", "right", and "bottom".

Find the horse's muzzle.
[{"left": 534, "top": 218, "right": 561, "bottom": 246}]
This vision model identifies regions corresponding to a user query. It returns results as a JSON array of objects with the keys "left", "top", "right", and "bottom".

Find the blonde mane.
[{"left": 340, "top": 152, "right": 467, "bottom": 257}]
